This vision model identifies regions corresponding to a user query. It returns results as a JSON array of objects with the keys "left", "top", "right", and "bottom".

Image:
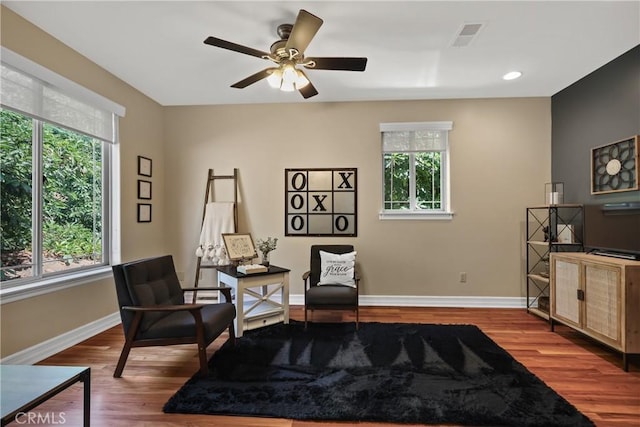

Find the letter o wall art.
[{"left": 285, "top": 168, "right": 357, "bottom": 236}]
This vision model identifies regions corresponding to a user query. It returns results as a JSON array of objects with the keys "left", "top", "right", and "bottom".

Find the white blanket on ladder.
[{"left": 195, "top": 202, "right": 235, "bottom": 265}]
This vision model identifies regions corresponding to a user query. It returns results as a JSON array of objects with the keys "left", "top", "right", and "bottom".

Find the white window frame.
[
  {"left": 379, "top": 121, "right": 453, "bottom": 220},
  {"left": 0, "top": 47, "right": 124, "bottom": 303}
]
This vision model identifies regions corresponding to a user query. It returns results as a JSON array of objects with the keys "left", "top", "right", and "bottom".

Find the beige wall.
[
  {"left": 0, "top": 5, "right": 551, "bottom": 359},
  {"left": 0, "top": 7, "right": 166, "bottom": 357},
  {"left": 164, "top": 98, "right": 551, "bottom": 297}
]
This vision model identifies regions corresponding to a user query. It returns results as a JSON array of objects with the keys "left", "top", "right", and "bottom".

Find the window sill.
[
  {"left": 379, "top": 210, "right": 454, "bottom": 220},
  {"left": 0, "top": 266, "right": 112, "bottom": 304}
]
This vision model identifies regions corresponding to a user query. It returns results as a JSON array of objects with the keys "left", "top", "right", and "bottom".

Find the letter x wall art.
[{"left": 285, "top": 168, "right": 357, "bottom": 236}]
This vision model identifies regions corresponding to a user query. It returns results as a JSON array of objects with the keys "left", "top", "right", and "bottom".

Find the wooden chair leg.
[
  {"left": 197, "top": 344, "right": 209, "bottom": 377},
  {"left": 114, "top": 313, "right": 143, "bottom": 378},
  {"left": 193, "top": 312, "right": 209, "bottom": 376},
  {"left": 228, "top": 321, "right": 236, "bottom": 346},
  {"left": 114, "top": 341, "right": 133, "bottom": 378}
]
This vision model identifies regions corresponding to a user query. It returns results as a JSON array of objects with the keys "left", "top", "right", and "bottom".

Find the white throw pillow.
[{"left": 318, "top": 250, "right": 357, "bottom": 287}]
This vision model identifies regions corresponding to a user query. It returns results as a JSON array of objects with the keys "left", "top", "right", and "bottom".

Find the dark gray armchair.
[
  {"left": 303, "top": 245, "right": 360, "bottom": 329},
  {"left": 112, "top": 255, "right": 235, "bottom": 377}
]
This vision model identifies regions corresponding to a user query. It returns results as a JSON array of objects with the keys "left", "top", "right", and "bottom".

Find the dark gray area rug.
[{"left": 164, "top": 321, "right": 594, "bottom": 426}]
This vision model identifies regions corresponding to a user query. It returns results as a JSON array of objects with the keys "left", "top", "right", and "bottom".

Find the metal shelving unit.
[{"left": 526, "top": 204, "right": 584, "bottom": 320}]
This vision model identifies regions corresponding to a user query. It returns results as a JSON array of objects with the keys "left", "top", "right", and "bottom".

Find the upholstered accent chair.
[
  {"left": 112, "top": 255, "right": 235, "bottom": 377},
  {"left": 303, "top": 245, "right": 360, "bottom": 329}
]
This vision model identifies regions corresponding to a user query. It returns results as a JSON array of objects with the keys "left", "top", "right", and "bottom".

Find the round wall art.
[{"left": 591, "top": 135, "right": 638, "bottom": 194}]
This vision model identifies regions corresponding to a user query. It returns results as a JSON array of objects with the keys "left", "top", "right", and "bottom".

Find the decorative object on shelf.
[
  {"left": 591, "top": 135, "right": 638, "bottom": 195},
  {"left": 137, "top": 155, "right": 152, "bottom": 177},
  {"left": 542, "top": 256, "right": 550, "bottom": 275},
  {"left": 137, "top": 203, "right": 151, "bottom": 222},
  {"left": 538, "top": 296, "right": 550, "bottom": 313},
  {"left": 557, "top": 224, "right": 574, "bottom": 244},
  {"left": 222, "top": 233, "right": 258, "bottom": 263},
  {"left": 545, "top": 182, "right": 564, "bottom": 205},
  {"left": 285, "top": 168, "right": 357, "bottom": 236},
  {"left": 256, "top": 237, "right": 278, "bottom": 267},
  {"left": 137, "top": 179, "right": 151, "bottom": 200}
]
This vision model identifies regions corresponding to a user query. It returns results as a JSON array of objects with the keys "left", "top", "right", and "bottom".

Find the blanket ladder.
[{"left": 193, "top": 168, "right": 238, "bottom": 299}]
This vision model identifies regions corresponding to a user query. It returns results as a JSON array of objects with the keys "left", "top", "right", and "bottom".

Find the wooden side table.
[
  {"left": 216, "top": 265, "right": 290, "bottom": 337},
  {"left": 1, "top": 365, "right": 90, "bottom": 426}
]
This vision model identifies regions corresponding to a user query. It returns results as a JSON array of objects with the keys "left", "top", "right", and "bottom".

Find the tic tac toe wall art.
[{"left": 285, "top": 168, "right": 357, "bottom": 236}]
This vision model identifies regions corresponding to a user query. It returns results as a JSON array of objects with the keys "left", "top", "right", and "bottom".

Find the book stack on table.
[{"left": 237, "top": 264, "right": 268, "bottom": 274}]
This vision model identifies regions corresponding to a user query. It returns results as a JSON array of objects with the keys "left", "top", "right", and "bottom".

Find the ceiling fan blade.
[
  {"left": 284, "top": 9, "right": 323, "bottom": 55},
  {"left": 230, "top": 68, "right": 275, "bottom": 88},
  {"left": 304, "top": 57, "right": 368, "bottom": 71},
  {"left": 299, "top": 82, "right": 319, "bottom": 99},
  {"left": 204, "top": 36, "right": 270, "bottom": 59},
  {"left": 297, "top": 70, "right": 318, "bottom": 99}
]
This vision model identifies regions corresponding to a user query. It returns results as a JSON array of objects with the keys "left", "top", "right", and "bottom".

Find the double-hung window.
[
  {"left": 0, "top": 47, "right": 125, "bottom": 298},
  {"left": 379, "top": 121, "right": 453, "bottom": 220}
]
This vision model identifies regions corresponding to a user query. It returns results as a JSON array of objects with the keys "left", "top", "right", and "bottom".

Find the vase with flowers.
[{"left": 256, "top": 237, "right": 278, "bottom": 267}]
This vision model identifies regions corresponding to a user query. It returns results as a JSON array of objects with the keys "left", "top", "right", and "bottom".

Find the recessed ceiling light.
[{"left": 503, "top": 71, "right": 522, "bottom": 80}]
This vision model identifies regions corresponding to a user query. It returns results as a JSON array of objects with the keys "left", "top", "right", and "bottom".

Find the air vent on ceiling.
[{"left": 451, "top": 23, "right": 484, "bottom": 47}]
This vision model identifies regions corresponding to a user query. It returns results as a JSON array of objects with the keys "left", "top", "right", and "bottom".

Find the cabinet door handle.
[{"left": 577, "top": 289, "right": 585, "bottom": 301}]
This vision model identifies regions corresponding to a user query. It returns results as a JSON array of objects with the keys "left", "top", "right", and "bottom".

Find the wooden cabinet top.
[{"left": 550, "top": 252, "right": 640, "bottom": 267}]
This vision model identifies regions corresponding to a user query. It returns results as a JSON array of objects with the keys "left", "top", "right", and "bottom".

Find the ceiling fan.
[{"left": 204, "top": 9, "right": 368, "bottom": 99}]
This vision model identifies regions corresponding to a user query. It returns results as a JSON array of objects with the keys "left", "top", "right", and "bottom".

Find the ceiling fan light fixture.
[
  {"left": 280, "top": 78, "right": 296, "bottom": 92},
  {"left": 267, "top": 63, "right": 309, "bottom": 92},
  {"left": 267, "top": 68, "right": 283, "bottom": 88},
  {"left": 205, "top": 9, "right": 366, "bottom": 99},
  {"left": 295, "top": 70, "right": 310, "bottom": 89},
  {"left": 281, "top": 63, "right": 298, "bottom": 84}
]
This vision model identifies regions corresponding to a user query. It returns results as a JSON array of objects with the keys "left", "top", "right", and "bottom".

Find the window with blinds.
[
  {"left": 0, "top": 47, "right": 125, "bottom": 292},
  {"left": 379, "top": 121, "right": 453, "bottom": 220}
]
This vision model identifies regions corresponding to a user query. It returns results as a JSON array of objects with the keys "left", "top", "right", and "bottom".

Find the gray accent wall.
[{"left": 551, "top": 45, "right": 640, "bottom": 205}]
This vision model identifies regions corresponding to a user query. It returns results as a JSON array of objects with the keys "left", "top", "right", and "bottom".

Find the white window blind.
[
  {"left": 0, "top": 47, "right": 125, "bottom": 143},
  {"left": 380, "top": 121, "right": 452, "bottom": 152}
]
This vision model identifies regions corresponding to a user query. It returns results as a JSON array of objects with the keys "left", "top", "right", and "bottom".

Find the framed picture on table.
[{"left": 222, "top": 233, "right": 258, "bottom": 261}]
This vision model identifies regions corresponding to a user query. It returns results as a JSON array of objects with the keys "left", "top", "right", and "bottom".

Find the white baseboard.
[
  {"left": 1, "top": 311, "right": 121, "bottom": 365},
  {"left": 1, "top": 296, "right": 526, "bottom": 365},
  {"left": 290, "top": 294, "right": 527, "bottom": 308}
]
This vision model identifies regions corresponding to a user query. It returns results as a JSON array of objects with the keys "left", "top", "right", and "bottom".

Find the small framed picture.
[
  {"left": 138, "top": 155, "right": 152, "bottom": 177},
  {"left": 137, "top": 203, "right": 152, "bottom": 223},
  {"left": 137, "top": 180, "right": 152, "bottom": 200},
  {"left": 222, "top": 233, "right": 258, "bottom": 261}
]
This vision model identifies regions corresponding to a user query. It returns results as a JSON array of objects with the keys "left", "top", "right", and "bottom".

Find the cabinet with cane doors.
[{"left": 550, "top": 252, "right": 640, "bottom": 371}]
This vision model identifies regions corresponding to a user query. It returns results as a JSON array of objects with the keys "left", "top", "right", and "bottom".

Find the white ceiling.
[{"left": 4, "top": 1, "right": 639, "bottom": 106}]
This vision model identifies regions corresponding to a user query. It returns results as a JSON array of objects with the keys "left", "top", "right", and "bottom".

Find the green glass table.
[{"left": 1, "top": 365, "right": 90, "bottom": 426}]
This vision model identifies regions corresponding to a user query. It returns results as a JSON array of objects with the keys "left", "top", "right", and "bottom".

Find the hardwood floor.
[{"left": 17, "top": 307, "right": 640, "bottom": 426}]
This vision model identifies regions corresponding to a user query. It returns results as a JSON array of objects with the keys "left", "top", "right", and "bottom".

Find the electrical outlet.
[{"left": 460, "top": 272, "right": 467, "bottom": 283}]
